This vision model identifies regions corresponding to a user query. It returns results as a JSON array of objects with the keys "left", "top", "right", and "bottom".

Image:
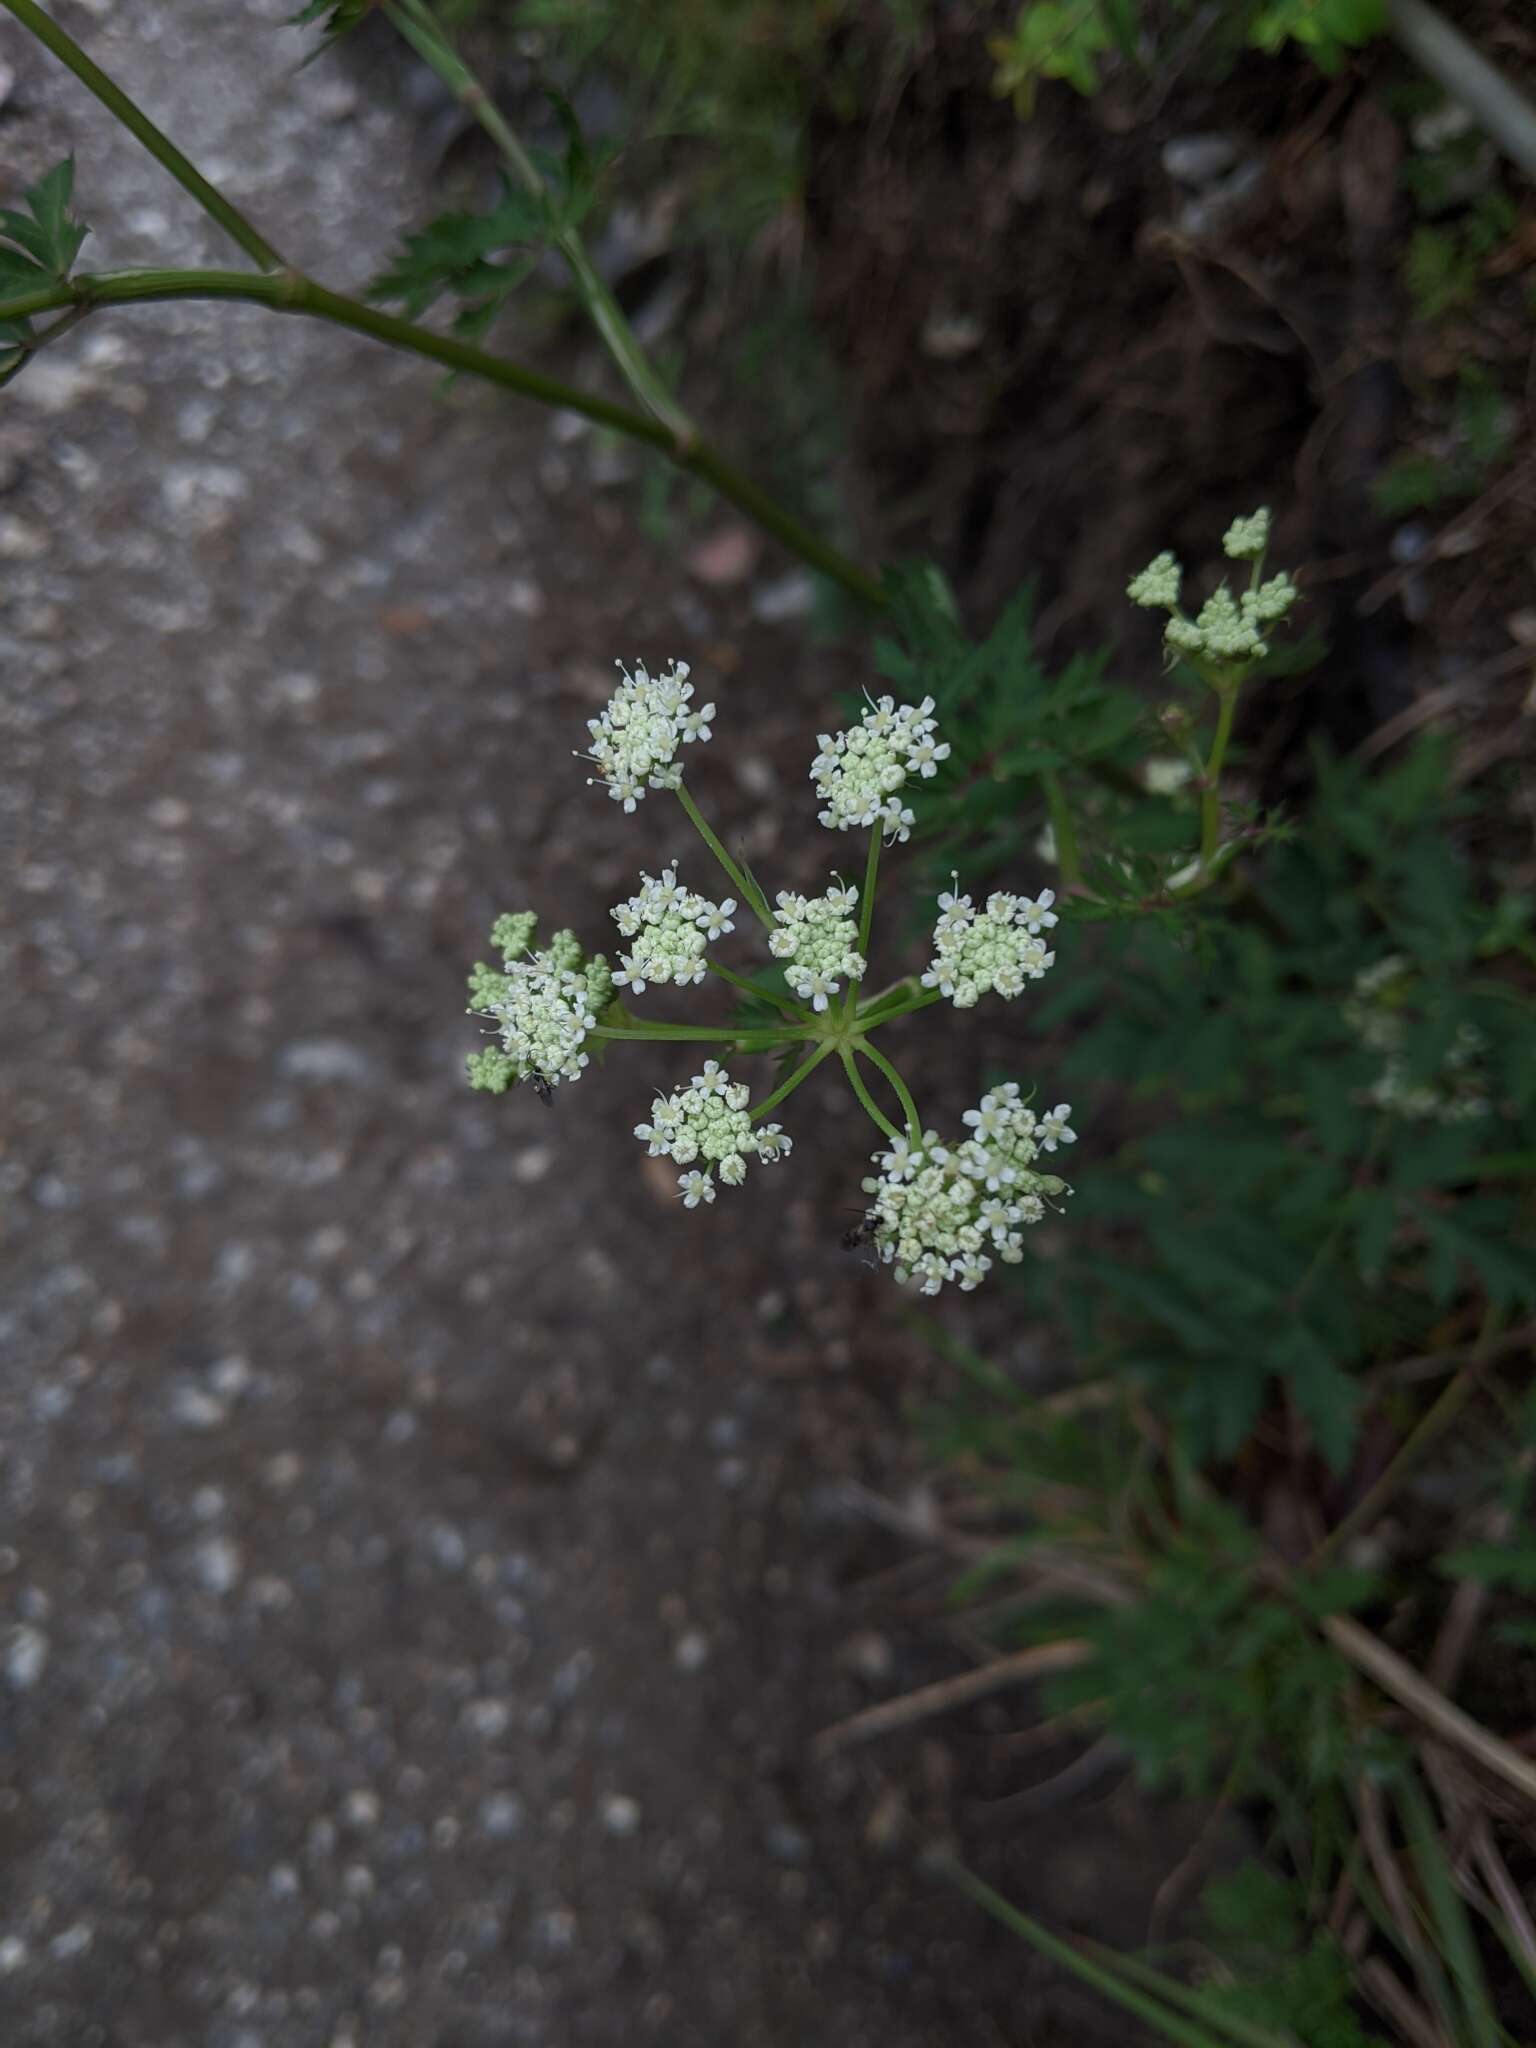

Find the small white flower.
[
  {"left": 1037, "top": 1104, "right": 1076, "bottom": 1151},
  {"left": 679, "top": 1171, "right": 716, "bottom": 1208},
  {"left": 580, "top": 658, "right": 716, "bottom": 810},
  {"left": 810, "top": 693, "right": 948, "bottom": 843}
]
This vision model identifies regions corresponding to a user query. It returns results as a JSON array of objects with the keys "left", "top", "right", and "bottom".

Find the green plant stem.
[
  {"left": 1199, "top": 685, "right": 1240, "bottom": 867},
  {"left": 750, "top": 1040, "right": 835, "bottom": 1122},
  {"left": 0, "top": 9, "right": 884, "bottom": 606},
  {"left": 674, "top": 780, "right": 775, "bottom": 932},
  {"left": 0, "top": 0, "right": 285, "bottom": 271},
  {"left": 1388, "top": 0, "right": 1536, "bottom": 182},
  {"left": 382, "top": 0, "right": 693, "bottom": 446},
  {"left": 0, "top": 265, "right": 879, "bottom": 602},
  {"left": 856, "top": 980, "right": 942, "bottom": 1030},
  {"left": 855, "top": 1040, "right": 922, "bottom": 1143},
  {"left": 928, "top": 1859, "right": 1239, "bottom": 2048},
  {"left": 706, "top": 960, "right": 807, "bottom": 1020},
  {"left": 839, "top": 1048, "right": 901, "bottom": 1143},
  {"left": 591, "top": 1022, "right": 806, "bottom": 1046},
  {"left": 844, "top": 827, "right": 882, "bottom": 1020},
  {"left": 1041, "top": 770, "right": 1082, "bottom": 888}
]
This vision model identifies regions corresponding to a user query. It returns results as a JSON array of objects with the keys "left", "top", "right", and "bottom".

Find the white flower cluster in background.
[
  {"left": 581, "top": 657, "right": 715, "bottom": 811},
  {"left": 768, "top": 881, "right": 866, "bottom": 1011},
  {"left": 610, "top": 864, "right": 735, "bottom": 994},
  {"left": 1127, "top": 509, "right": 1298, "bottom": 667},
  {"left": 466, "top": 917, "right": 613, "bottom": 1092},
  {"left": 634, "top": 1061, "right": 793, "bottom": 1205},
  {"left": 921, "top": 879, "right": 1057, "bottom": 1008},
  {"left": 860, "top": 1085, "right": 1074, "bottom": 1295},
  {"left": 810, "top": 692, "right": 949, "bottom": 843},
  {"left": 1346, "top": 956, "right": 1489, "bottom": 1126}
]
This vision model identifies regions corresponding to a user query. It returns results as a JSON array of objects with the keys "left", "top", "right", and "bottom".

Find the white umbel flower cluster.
[
  {"left": 581, "top": 658, "right": 715, "bottom": 811},
  {"left": 610, "top": 864, "right": 735, "bottom": 994},
  {"left": 860, "top": 1084, "right": 1074, "bottom": 1295},
  {"left": 467, "top": 919, "right": 613, "bottom": 1092},
  {"left": 1346, "top": 956, "right": 1489, "bottom": 1126},
  {"left": 768, "top": 881, "right": 866, "bottom": 1011},
  {"left": 634, "top": 1061, "right": 793, "bottom": 1205},
  {"left": 810, "top": 693, "right": 949, "bottom": 844},
  {"left": 920, "top": 879, "right": 1058, "bottom": 1008}
]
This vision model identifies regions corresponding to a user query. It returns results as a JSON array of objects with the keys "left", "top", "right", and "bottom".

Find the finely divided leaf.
[{"left": 1, "top": 157, "right": 89, "bottom": 282}]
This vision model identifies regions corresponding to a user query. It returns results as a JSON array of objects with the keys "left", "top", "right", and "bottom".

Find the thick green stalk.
[
  {"left": 0, "top": 8, "right": 884, "bottom": 608},
  {"left": 0, "top": 266, "right": 879, "bottom": 602},
  {"left": 1041, "top": 770, "right": 1082, "bottom": 888},
  {"left": 839, "top": 1047, "right": 901, "bottom": 1143},
  {"left": 383, "top": 0, "right": 694, "bottom": 445},
  {"left": 1, "top": 0, "right": 285, "bottom": 271},
  {"left": 674, "top": 781, "right": 775, "bottom": 933},
  {"left": 1199, "top": 686, "right": 1240, "bottom": 867},
  {"left": 854, "top": 1040, "right": 922, "bottom": 1144},
  {"left": 750, "top": 1040, "right": 835, "bottom": 1122}
]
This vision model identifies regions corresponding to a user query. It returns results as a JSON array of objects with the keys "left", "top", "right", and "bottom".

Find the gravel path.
[{"left": 0, "top": 7, "right": 1115, "bottom": 2045}]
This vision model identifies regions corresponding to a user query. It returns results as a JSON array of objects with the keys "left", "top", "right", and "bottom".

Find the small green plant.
[{"left": 1403, "top": 189, "right": 1519, "bottom": 323}]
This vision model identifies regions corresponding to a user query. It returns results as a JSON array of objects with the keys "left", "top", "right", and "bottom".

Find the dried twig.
[
  {"left": 812, "top": 1640, "right": 1092, "bottom": 1756},
  {"left": 1326, "top": 1615, "right": 1536, "bottom": 1805},
  {"left": 1356, "top": 1956, "right": 1452, "bottom": 2048},
  {"left": 1355, "top": 1773, "right": 1450, "bottom": 2022}
]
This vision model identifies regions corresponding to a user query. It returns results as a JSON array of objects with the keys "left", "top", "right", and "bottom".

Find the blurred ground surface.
[{"left": 0, "top": 7, "right": 1168, "bottom": 2045}]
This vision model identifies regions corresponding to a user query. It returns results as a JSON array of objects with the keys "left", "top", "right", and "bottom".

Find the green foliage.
[
  {"left": 988, "top": 0, "right": 1386, "bottom": 110},
  {"left": 289, "top": 0, "right": 377, "bottom": 41},
  {"left": 442, "top": 0, "right": 930, "bottom": 242},
  {"left": 1, "top": 158, "right": 89, "bottom": 282},
  {"left": 1199, "top": 1866, "right": 1387, "bottom": 2047},
  {"left": 370, "top": 103, "right": 606, "bottom": 335},
  {"left": 905, "top": 524, "right": 1533, "bottom": 2037},
  {"left": 893, "top": 540, "right": 1536, "bottom": 1465},
  {"left": 1044, "top": 1498, "right": 1377, "bottom": 1796},
  {"left": 1403, "top": 191, "right": 1517, "bottom": 322},
  {"left": 0, "top": 158, "right": 90, "bottom": 381}
]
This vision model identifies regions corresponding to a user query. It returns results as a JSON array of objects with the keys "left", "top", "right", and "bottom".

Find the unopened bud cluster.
[{"left": 1128, "top": 508, "right": 1298, "bottom": 669}]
